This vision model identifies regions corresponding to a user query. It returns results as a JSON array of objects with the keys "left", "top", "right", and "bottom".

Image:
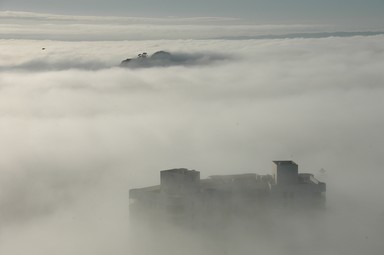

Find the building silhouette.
[{"left": 129, "top": 161, "right": 326, "bottom": 225}]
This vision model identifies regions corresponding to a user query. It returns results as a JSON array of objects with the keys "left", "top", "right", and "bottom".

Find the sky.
[
  {"left": 1, "top": 0, "right": 384, "bottom": 26},
  {"left": 0, "top": 3, "right": 384, "bottom": 255}
]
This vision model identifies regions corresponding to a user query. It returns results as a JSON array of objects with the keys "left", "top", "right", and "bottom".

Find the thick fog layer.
[{"left": 0, "top": 35, "right": 384, "bottom": 255}]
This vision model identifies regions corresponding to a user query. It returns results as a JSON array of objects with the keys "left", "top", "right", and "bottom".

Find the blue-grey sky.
[{"left": 1, "top": 0, "right": 384, "bottom": 25}]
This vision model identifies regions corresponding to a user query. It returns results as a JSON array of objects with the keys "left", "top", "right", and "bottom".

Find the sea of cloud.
[{"left": 0, "top": 12, "right": 384, "bottom": 255}]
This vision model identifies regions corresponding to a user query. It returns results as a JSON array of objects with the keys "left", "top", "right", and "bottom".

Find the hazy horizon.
[{"left": 1, "top": 0, "right": 384, "bottom": 27}]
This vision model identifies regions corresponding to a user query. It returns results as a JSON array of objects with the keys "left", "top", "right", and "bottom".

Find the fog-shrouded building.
[{"left": 129, "top": 161, "right": 326, "bottom": 226}]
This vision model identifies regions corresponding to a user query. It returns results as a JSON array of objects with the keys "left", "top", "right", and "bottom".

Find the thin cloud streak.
[{"left": 0, "top": 11, "right": 330, "bottom": 41}]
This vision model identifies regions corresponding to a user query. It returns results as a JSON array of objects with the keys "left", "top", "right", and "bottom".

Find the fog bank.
[{"left": 0, "top": 35, "right": 384, "bottom": 254}]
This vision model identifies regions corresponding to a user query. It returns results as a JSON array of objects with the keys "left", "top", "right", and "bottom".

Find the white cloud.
[{"left": 0, "top": 34, "right": 384, "bottom": 254}]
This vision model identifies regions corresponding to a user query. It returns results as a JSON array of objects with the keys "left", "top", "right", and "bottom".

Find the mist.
[{"left": 0, "top": 34, "right": 384, "bottom": 255}]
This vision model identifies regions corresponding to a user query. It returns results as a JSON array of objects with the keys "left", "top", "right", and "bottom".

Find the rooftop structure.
[{"left": 129, "top": 161, "right": 326, "bottom": 225}]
